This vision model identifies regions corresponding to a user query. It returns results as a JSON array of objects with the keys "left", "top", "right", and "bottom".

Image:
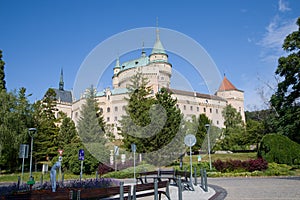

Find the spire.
[
  {"left": 151, "top": 19, "right": 166, "bottom": 55},
  {"left": 115, "top": 56, "right": 120, "bottom": 68},
  {"left": 59, "top": 68, "right": 64, "bottom": 91},
  {"left": 141, "top": 41, "right": 146, "bottom": 57}
]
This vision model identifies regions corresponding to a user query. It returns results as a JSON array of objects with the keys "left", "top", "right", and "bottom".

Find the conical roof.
[
  {"left": 218, "top": 76, "right": 238, "bottom": 91},
  {"left": 151, "top": 28, "right": 166, "bottom": 55}
]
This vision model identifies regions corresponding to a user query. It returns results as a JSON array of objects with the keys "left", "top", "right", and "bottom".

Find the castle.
[{"left": 52, "top": 29, "right": 245, "bottom": 134}]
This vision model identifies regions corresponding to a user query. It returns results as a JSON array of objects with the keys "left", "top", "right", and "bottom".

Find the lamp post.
[
  {"left": 205, "top": 124, "right": 212, "bottom": 170},
  {"left": 28, "top": 128, "right": 37, "bottom": 185}
]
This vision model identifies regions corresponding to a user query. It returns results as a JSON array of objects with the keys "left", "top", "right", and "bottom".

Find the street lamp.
[
  {"left": 28, "top": 128, "right": 37, "bottom": 185},
  {"left": 205, "top": 124, "right": 212, "bottom": 170}
]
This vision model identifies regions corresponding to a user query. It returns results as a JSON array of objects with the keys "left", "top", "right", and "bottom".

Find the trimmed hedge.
[
  {"left": 213, "top": 158, "right": 268, "bottom": 173},
  {"left": 258, "top": 134, "right": 300, "bottom": 165}
]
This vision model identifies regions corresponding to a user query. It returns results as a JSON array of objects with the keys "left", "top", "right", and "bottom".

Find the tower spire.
[
  {"left": 156, "top": 17, "right": 160, "bottom": 41},
  {"left": 59, "top": 68, "right": 64, "bottom": 90}
]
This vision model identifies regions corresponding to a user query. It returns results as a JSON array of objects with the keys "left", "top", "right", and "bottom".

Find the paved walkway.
[{"left": 208, "top": 176, "right": 300, "bottom": 200}]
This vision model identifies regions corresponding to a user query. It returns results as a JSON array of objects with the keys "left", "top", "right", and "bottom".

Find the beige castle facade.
[{"left": 52, "top": 30, "right": 245, "bottom": 133}]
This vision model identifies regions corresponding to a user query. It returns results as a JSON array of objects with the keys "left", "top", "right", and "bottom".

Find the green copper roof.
[
  {"left": 151, "top": 28, "right": 166, "bottom": 55},
  {"left": 119, "top": 56, "right": 149, "bottom": 71}
]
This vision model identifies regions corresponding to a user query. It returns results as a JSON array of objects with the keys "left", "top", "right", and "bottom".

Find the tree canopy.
[{"left": 270, "top": 17, "right": 300, "bottom": 143}]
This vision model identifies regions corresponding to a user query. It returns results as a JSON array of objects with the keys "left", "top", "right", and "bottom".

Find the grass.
[{"left": 182, "top": 152, "right": 257, "bottom": 163}]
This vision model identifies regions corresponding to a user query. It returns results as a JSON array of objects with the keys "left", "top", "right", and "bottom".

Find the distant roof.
[
  {"left": 169, "top": 88, "right": 226, "bottom": 101},
  {"left": 96, "top": 88, "right": 129, "bottom": 97},
  {"left": 52, "top": 88, "right": 72, "bottom": 103},
  {"left": 119, "top": 56, "right": 149, "bottom": 72},
  {"left": 218, "top": 76, "right": 239, "bottom": 91}
]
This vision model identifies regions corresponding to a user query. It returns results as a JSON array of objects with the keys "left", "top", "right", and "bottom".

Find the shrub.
[
  {"left": 213, "top": 158, "right": 268, "bottom": 172},
  {"left": 258, "top": 134, "right": 300, "bottom": 165}
]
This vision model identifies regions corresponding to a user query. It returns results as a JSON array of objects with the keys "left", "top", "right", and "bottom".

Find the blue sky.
[{"left": 0, "top": 0, "right": 299, "bottom": 111}]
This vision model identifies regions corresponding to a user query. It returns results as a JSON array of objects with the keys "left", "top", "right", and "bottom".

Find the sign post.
[
  {"left": 19, "top": 144, "right": 29, "bottom": 184},
  {"left": 78, "top": 149, "right": 84, "bottom": 181},
  {"left": 131, "top": 144, "right": 136, "bottom": 183},
  {"left": 184, "top": 134, "right": 197, "bottom": 191},
  {"left": 114, "top": 146, "right": 119, "bottom": 172}
]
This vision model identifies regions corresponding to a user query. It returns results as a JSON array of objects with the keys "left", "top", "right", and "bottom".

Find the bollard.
[
  {"left": 62, "top": 173, "right": 64, "bottom": 186},
  {"left": 200, "top": 168, "right": 204, "bottom": 189},
  {"left": 154, "top": 179, "right": 158, "bottom": 200},
  {"left": 17, "top": 176, "right": 20, "bottom": 190},
  {"left": 177, "top": 176, "right": 182, "bottom": 200},
  {"left": 40, "top": 174, "right": 43, "bottom": 185},
  {"left": 96, "top": 171, "right": 98, "bottom": 180},
  {"left": 204, "top": 169, "right": 208, "bottom": 192},
  {"left": 120, "top": 182, "right": 124, "bottom": 200},
  {"left": 194, "top": 167, "right": 197, "bottom": 185}
]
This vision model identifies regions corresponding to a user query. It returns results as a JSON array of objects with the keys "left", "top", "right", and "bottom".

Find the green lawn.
[{"left": 183, "top": 152, "right": 257, "bottom": 163}]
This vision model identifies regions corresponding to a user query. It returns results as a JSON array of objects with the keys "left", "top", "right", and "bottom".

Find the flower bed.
[{"left": 0, "top": 178, "right": 120, "bottom": 199}]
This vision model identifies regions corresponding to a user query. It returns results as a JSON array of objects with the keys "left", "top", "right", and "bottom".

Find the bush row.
[{"left": 213, "top": 158, "right": 268, "bottom": 173}]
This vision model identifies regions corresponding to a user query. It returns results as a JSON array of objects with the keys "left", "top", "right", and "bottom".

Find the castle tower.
[
  {"left": 112, "top": 57, "right": 121, "bottom": 88},
  {"left": 216, "top": 76, "right": 245, "bottom": 122},
  {"left": 149, "top": 28, "right": 172, "bottom": 91}
]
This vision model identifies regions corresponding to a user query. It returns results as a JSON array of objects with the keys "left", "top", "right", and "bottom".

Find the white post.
[
  {"left": 80, "top": 160, "right": 83, "bottom": 181},
  {"left": 29, "top": 136, "right": 33, "bottom": 180},
  {"left": 133, "top": 151, "right": 136, "bottom": 183},
  {"left": 206, "top": 125, "right": 212, "bottom": 170}
]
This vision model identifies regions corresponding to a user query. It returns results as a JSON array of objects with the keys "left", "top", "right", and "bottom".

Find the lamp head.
[
  {"left": 205, "top": 124, "right": 210, "bottom": 131},
  {"left": 28, "top": 128, "right": 37, "bottom": 137}
]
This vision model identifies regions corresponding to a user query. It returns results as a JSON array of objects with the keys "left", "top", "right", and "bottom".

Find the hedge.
[{"left": 257, "top": 134, "right": 300, "bottom": 165}]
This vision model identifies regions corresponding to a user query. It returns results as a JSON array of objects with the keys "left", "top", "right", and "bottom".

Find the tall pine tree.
[{"left": 77, "top": 86, "right": 109, "bottom": 164}]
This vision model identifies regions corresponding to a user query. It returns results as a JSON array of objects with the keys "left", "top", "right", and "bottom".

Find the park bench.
[
  {"left": 136, "top": 171, "right": 160, "bottom": 184},
  {"left": 133, "top": 180, "right": 170, "bottom": 200}
]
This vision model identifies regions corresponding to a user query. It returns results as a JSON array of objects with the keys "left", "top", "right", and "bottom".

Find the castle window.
[
  {"left": 176, "top": 104, "right": 179, "bottom": 108},
  {"left": 75, "top": 112, "right": 78, "bottom": 118},
  {"left": 184, "top": 105, "right": 186, "bottom": 110},
  {"left": 216, "top": 109, "right": 218, "bottom": 114},
  {"left": 107, "top": 107, "right": 110, "bottom": 112},
  {"left": 107, "top": 95, "right": 110, "bottom": 100},
  {"left": 190, "top": 106, "right": 193, "bottom": 111},
  {"left": 114, "top": 116, "right": 118, "bottom": 121},
  {"left": 100, "top": 108, "right": 103, "bottom": 113},
  {"left": 197, "top": 107, "right": 199, "bottom": 112},
  {"left": 107, "top": 117, "right": 110, "bottom": 122},
  {"left": 239, "top": 107, "right": 241, "bottom": 112},
  {"left": 217, "top": 120, "right": 219, "bottom": 125},
  {"left": 122, "top": 106, "right": 126, "bottom": 111},
  {"left": 203, "top": 108, "right": 206, "bottom": 112},
  {"left": 135, "top": 61, "right": 139, "bottom": 65},
  {"left": 210, "top": 108, "right": 212, "bottom": 113},
  {"left": 115, "top": 106, "right": 118, "bottom": 112}
]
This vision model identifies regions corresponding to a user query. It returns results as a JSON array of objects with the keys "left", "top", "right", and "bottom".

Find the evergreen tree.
[
  {"left": 270, "top": 17, "right": 300, "bottom": 143},
  {"left": 77, "top": 86, "right": 109, "bottom": 165},
  {"left": 33, "top": 88, "right": 59, "bottom": 163},
  {"left": 120, "top": 71, "right": 154, "bottom": 151},
  {"left": 0, "top": 50, "right": 6, "bottom": 91},
  {"left": 121, "top": 71, "right": 185, "bottom": 166},
  {"left": 193, "top": 114, "right": 210, "bottom": 152},
  {"left": 58, "top": 113, "right": 78, "bottom": 149},
  {"left": 221, "top": 104, "right": 245, "bottom": 150}
]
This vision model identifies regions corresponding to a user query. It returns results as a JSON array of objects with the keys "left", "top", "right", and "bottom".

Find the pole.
[
  {"left": 29, "top": 136, "right": 33, "bottom": 180},
  {"left": 207, "top": 126, "right": 212, "bottom": 170},
  {"left": 21, "top": 155, "right": 25, "bottom": 184},
  {"left": 189, "top": 145, "right": 192, "bottom": 182},
  {"left": 133, "top": 151, "right": 136, "bottom": 183},
  {"left": 80, "top": 160, "right": 83, "bottom": 181}
]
